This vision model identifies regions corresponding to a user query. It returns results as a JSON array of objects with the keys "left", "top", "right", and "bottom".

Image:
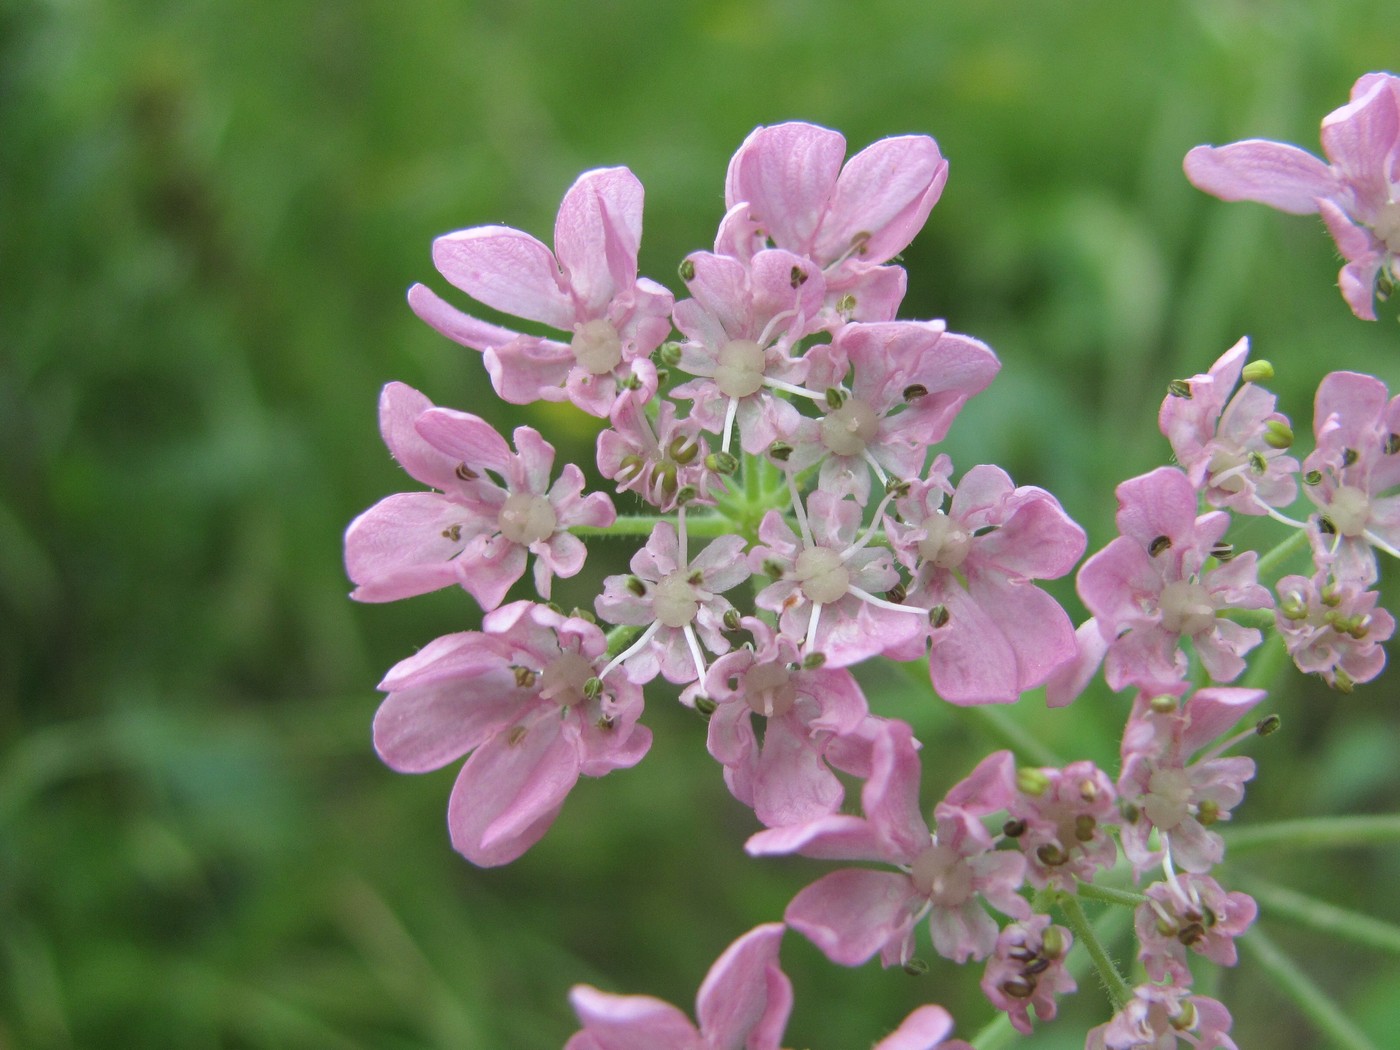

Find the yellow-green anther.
[
  {"left": 654, "top": 462, "right": 678, "bottom": 498},
  {"left": 507, "top": 725, "right": 528, "bottom": 745},
  {"left": 668, "top": 435, "right": 700, "bottom": 464},
  {"left": 836, "top": 293, "right": 857, "bottom": 315},
  {"left": 1040, "top": 926, "right": 1066, "bottom": 959},
  {"left": 1303, "top": 469, "right": 1322, "bottom": 486},
  {"left": 802, "top": 651, "right": 826, "bottom": 669},
  {"left": 928, "top": 605, "right": 950, "bottom": 628},
  {"left": 1074, "top": 814, "right": 1097, "bottom": 842},
  {"left": 1248, "top": 451, "right": 1268, "bottom": 475},
  {"left": 1150, "top": 694, "right": 1178, "bottom": 714},
  {"left": 1197, "top": 799, "right": 1221, "bottom": 825},
  {"left": 1017, "top": 767, "right": 1051, "bottom": 796},
  {"left": 903, "top": 957, "right": 929, "bottom": 977},
  {"left": 1334, "top": 668, "right": 1355, "bottom": 693},
  {"left": 675, "top": 484, "right": 698, "bottom": 506},
  {"left": 1167, "top": 379, "right": 1193, "bottom": 399},
  {"left": 1279, "top": 593, "right": 1309, "bottom": 621},
  {"left": 1256, "top": 714, "right": 1281, "bottom": 736},
  {"left": 693, "top": 695, "right": 717, "bottom": 717},
  {"left": 626, "top": 576, "right": 647, "bottom": 597},
  {"left": 722, "top": 608, "right": 741, "bottom": 631},
  {"left": 618, "top": 454, "right": 647, "bottom": 482},
  {"left": 678, "top": 258, "right": 696, "bottom": 281},
  {"left": 762, "top": 559, "right": 785, "bottom": 580},
  {"left": 768, "top": 441, "right": 793, "bottom": 462},
  {"left": 887, "top": 478, "right": 912, "bottom": 499},
  {"left": 1035, "top": 843, "right": 1068, "bottom": 866},
  {"left": 1241, "top": 359, "right": 1275, "bottom": 383},
  {"left": 1321, "top": 581, "right": 1342, "bottom": 606},
  {"left": 513, "top": 666, "right": 538, "bottom": 688},
  {"left": 584, "top": 677, "right": 604, "bottom": 699},
  {"left": 1156, "top": 914, "right": 1177, "bottom": 937},
  {"left": 825, "top": 387, "right": 846, "bottom": 409},
  {"left": 1171, "top": 1000, "right": 1197, "bottom": 1032},
  {"left": 1263, "top": 419, "right": 1293, "bottom": 449},
  {"left": 705, "top": 450, "right": 739, "bottom": 475}
]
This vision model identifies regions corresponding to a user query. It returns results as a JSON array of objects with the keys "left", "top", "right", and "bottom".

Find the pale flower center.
[
  {"left": 917, "top": 513, "right": 971, "bottom": 569},
  {"left": 497, "top": 493, "right": 558, "bottom": 545},
  {"left": 820, "top": 397, "right": 880, "bottom": 457},
  {"left": 1158, "top": 579, "right": 1216, "bottom": 637},
  {"left": 795, "top": 547, "right": 850, "bottom": 605},
  {"left": 1143, "top": 767, "right": 1192, "bottom": 831},
  {"left": 1326, "top": 484, "right": 1372, "bottom": 537},
  {"left": 910, "top": 843, "right": 974, "bottom": 905},
  {"left": 1206, "top": 449, "right": 1248, "bottom": 494},
  {"left": 539, "top": 651, "right": 594, "bottom": 706},
  {"left": 713, "top": 339, "right": 767, "bottom": 398},
  {"left": 1374, "top": 199, "right": 1400, "bottom": 255},
  {"left": 571, "top": 318, "right": 624, "bottom": 375},
  {"left": 653, "top": 571, "right": 700, "bottom": 628},
  {"left": 743, "top": 661, "right": 797, "bottom": 717}
]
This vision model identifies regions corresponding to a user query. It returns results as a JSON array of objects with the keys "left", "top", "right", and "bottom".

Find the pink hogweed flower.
[
  {"left": 1184, "top": 72, "right": 1400, "bottom": 320},
  {"left": 747, "top": 721, "right": 1030, "bottom": 967},
  {"left": 372, "top": 601, "right": 649, "bottom": 867},
  {"left": 597, "top": 393, "right": 719, "bottom": 513},
  {"left": 885, "top": 458, "right": 1086, "bottom": 704},
  {"left": 345, "top": 383, "right": 615, "bottom": 608},
  {"left": 719, "top": 122, "right": 949, "bottom": 323},
  {"left": 979, "top": 916, "right": 1076, "bottom": 1035},
  {"left": 1117, "top": 686, "right": 1264, "bottom": 876},
  {"left": 1077, "top": 467, "right": 1272, "bottom": 692},
  {"left": 1276, "top": 571, "right": 1396, "bottom": 690},
  {"left": 564, "top": 922, "right": 963, "bottom": 1050},
  {"left": 701, "top": 617, "right": 872, "bottom": 828},
  {"left": 1135, "top": 873, "right": 1257, "bottom": 983},
  {"left": 1086, "top": 981, "right": 1238, "bottom": 1050},
  {"left": 1302, "top": 370, "right": 1400, "bottom": 587},
  {"left": 749, "top": 491, "right": 928, "bottom": 667},
  {"left": 408, "top": 166, "right": 674, "bottom": 415},
  {"left": 1158, "top": 337, "right": 1299, "bottom": 516},
  {"left": 595, "top": 519, "right": 749, "bottom": 684},
  {"left": 1005, "top": 760, "right": 1119, "bottom": 891}
]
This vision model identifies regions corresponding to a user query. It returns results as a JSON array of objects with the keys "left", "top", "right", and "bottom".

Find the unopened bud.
[
  {"left": 1263, "top": 419, "right": 1294, "bottom": 449},
  {"left": 1017, "top": 767, "right": 1051, "bottom": 796},
  {"left": 705, "top": 450, "right": 739, "bottom": 475},
  {"left": 1241, "top": 359, "right": 1275, "bottom": 383},
  {"left": 656, "top": 341, "right": 683, "bottom": 367}
]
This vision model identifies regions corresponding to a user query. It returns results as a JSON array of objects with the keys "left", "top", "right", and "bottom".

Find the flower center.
[
  {"left": 571, "top": 318, "right": 624, "bottom": 375},
  {"left": 910, "top": 843, "right": 974, "bottom": 905},
  {"left": 714, "top": 339, "right": 767, "bottom": 398},
  {"left": 917, "top": 513, "right": 972, "bottom": 569},
  {"left": 1158, "top": 580, "right": 1216, "bottom": 636},
  {"left": 1206, "top": 449, "right": 1248, "bottom": 494},
  {"left": 538, "top": 651, "right": 594, "bottom": 707},
  {"left": 1143, "top": 767, "right": 1192, "bottom": 831},
  {"left": 743, "top": 661, "right": 797, "bottom": 717},
  {"left": 1326, "top": 484, "right": 1371, "bottom": 537},
  {"left": 820, "top": 397, "right": 879, "bottom": 457},
  {"left": 794, "top": 546, "right": 850, "bottom": 605},
  {"left": 654, "top": 571, "right": 701, "bottom": 628},
  {"left": 1374, "top": 199, "right": 1400, "bottom": 255},
  {"left": 497, "top": 493, "right": 558, "bottom": 545}
]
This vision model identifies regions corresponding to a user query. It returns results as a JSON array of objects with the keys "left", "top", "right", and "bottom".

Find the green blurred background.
[{"left": 5, "top": 0, "right": 1400, "bottom": 1046}]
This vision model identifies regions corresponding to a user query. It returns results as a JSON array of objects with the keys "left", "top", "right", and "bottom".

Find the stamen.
[
  {"left": 683, "top": 623, "right": 709, "bottom": 683},
  {"left": 755, "top": 307, "right": 798, "bottom": 349},
  {"left": 805, "top": 602, "right": 824, "bottom": 652},
  {"left": 788, "top": 473, "right": 814, "bottom": 547},
  {"left": 762, "top": 376, "right": 826, "bottom": 401},
  {"left": 847, "top": 584, "right": 930, "bottom": 616},
  {"left": 862, "top": 449, "right": 889, "bottom": 486},
  {"left": 720, "top": 396, "right": 740, "bottom": 455},
  {"left": 840, "top": 487, "right": 901, "bottom": 559},
  {"left": 597, "top": 621, "right": 662, "bottom": 683}
]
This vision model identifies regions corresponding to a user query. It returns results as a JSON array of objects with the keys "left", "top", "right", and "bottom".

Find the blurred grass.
[{"left": 4, "top": 0, "right": 1400, "bottom": 1046}]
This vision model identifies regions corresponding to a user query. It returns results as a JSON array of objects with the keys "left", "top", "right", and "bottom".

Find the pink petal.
[
  {"left": 1321, "top": 75, "right": 1400, "bottom": 199},
  {"left": 432, "top": 226, "right": 576, "bottom": 329},
  {"left": 414, "top": 408, "right": 515, "bottom": 475},
  {"left": 407, "top": 282, "right": 521, "bottom": 352},
  {"left": 344, "top": 492, "right": 475, "bottom": 602},
  {"left": 567, "top": 986, "right": 701, "bottom": 1050},
  {"left": 785, "top": 868, "right": 922, "bottom": 966},
  {"left": 695, "top": 923, "right": 792, "bottom": 1050},
  {"left": 554, "top": 167, "right": 644, "bottom": 315},
  {"left": 447, "top": 719, "right": 580, "bottom": 866},
  {"left": 873, "top": 1005, "right": 955, "bottom": 1050},
  {"left": 818, "top": 135, "right": 948, "bottom": 266},
  {"left": 1183, "top": 141, "right": 1336, "bottom": 215},
  {"left": 726, "top": 122, "right": 847, "bottom": 253}
]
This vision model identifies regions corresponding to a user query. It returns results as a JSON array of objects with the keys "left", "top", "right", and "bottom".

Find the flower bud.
[
  {"left": 1263, "top": 419, "right": 1294, "bottom": 449},
  {"left": 656, "top": 341, "right": 683, "bottom": 367},
  {"left": 1017, "top": 767, "right": 1051, "bottom": 796}
]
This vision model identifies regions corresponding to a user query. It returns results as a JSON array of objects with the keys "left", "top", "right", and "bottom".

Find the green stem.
[
  {"left": 1223, "top": 814, "right": 1400, "bottom": 855},
  {"left": 1241, "top": 927, "right": 1378, "bottom": 1050},
  {"left": 1240, "top": 877, "right": 1400, "bottom": 956},
  {"left": 1075, "top": 881, "right": 1148, "bottom": 909},
  {"left": 572, "top": 514, "right": 736, "bottom": 539},
  {"left": 1254, "top": 525, "right": 1311, "bottom": 579},
  {"left": 1057, "top": 893, "right": 1132, "bottom": 1011}
]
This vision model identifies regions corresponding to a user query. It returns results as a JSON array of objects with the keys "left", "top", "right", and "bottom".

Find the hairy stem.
[{"left": 1057, "top": 893, "right": 1132, "bottom": 1011}]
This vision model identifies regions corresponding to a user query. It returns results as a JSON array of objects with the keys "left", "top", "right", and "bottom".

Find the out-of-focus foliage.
[{"left": 3, "top": 0, "right": 1399, "bottom": 1046}]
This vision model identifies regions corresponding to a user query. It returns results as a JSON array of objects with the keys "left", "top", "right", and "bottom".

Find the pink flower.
[
  {"left": 344, "top": 383, "right": 615, "bottom": 608},
  {"left": 887, "top": 460, "right": 1086, "bottom": 704},
  {"left": 1117, "top": 687, "right": 1264, "bottom": 875},
  {"left": 1302, "top": 370, "right": 1400, "bottom": 587},
  {"left": 597, "top": 394, "right": 719, "bottom": 512},
  {"left": 564, "top": 923, "right": 961, "bottom": 1050},
  {"left": 1184, "top": 72, "right": 1400, "bottom": 320},
  {"left": 1086, "top": 982, "right": 1237, "bottom": 1050},
  {"left": 719, "top": 122, "right": 949, "bottom": 323},
  {"left": 702, "top": 618, "right": 871, "bottom": 827},
  {"left": 1276, "top": 571, "right": 1396, "bottom": 689},
  {"left": 979, "top": 916, "right": 1075, "bottom": 1035},
  {"left": 1158, "top": 337, "right": 1299, "bottom": 515},
  {"left": 595, "top": 520, "right": 750, "bottom": 684},
  {"left": 747, "top": 721, "right": 1030, "bottom": 967},
  {"left": 372, "top": 602, "right": 649, "bottom": 867},
  {"left": 1005, "top": 761, "right": 1119, "bottom": 890},
  {"left": 1077, "top": 467, "right": 1272, "bottom": 692},
  {"left": 408, "top": 167, "right": 674, "bottom": 415},
  {"left": 1135, "top": 873, "right": 1256, "bottom": 983}
]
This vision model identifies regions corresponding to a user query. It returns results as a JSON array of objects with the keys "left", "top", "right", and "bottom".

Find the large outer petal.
[
  {"left": 554, "top": 167, "right": 643, "bottom": 316},
  {"left": 432, "top": 226, "right": 576, "bottom": 329},
  {"left": 725, "top": 123, "right": 847, "bottom": 253},
  {"left": 695, "top": 923, "right": 792, "bottom": 1050},
  {"left": 566, "top": 986, "right": 701, "bottom": 1050},
  {"left": 1183, "top": 141, "right": 1336, "bottom": 215},
  {"left": 784, "top": 868, "right": 923, "bottom": 966},
  {"left": 414, "top": 407, "right": 515, "bottom": 475},
  {"left": 446, "top": 717, "right": 580, "bottom": 866},
  {"left": 1320, "top": 74, "right": 1399, "bottom": 201},
  {"left": 817, "top": 135, "right": 948, "bottom": 266},
  {"left": 873, "top": 1005, "right": 955, "bottom": 1050},
  {"left": 344, "top": 492, "right": 475, "bottom": 602},
  {"left": 407, "top": 282, "right": 522, "bottom": 353}
]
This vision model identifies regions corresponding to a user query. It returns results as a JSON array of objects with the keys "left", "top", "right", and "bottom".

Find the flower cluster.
[{"left": 347, "top": 87, "right": 1399, "bottom": 1047}]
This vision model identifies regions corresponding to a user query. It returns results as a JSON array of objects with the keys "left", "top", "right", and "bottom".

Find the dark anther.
[
  {"left": 1386, "top": 433, "right": 1400, "bottom": 455},
  {"left": 678, "top": 259, "right": 696, "bottom": 281},
  {"left": 1177, "top": 922, "right": 1205, "bottom": 946},
  {"left": 903, "top": 383, "right": 928, "bottom": 401},
  {"left": 626, "top": 576, "right": 647, "bottom": 596},
  {"left": 1001, "top": 977, "right": 1036, "bottom": 999},
  {"left": 790, "top": 265, "right": 808, "bottom": 288},
  {"left": 1148, "top": 535, "right": 1172, "bottom": 557},
  {"left": 455, "top": 463, "right": 479, "bottom": 481},
  {"left": 442, "top": 523, "right": 463, "bottom": 542},
  {"left": 1002, "top": 818, "right": 1027, "bottom": 838},
  {"left": 1036, "top": 843, "right": 1069, "bottom": 867},
  {"left": 1210, "top": 542, "right": 1235, "bottom": 561},
  {"left": 1318, "top": 517, "right": 1337, "bottom": 536},
  {"left": 1023, "top": 957, "right": 1051, "bottom": 976},
  {"left": 1167, "top": 379, "right": 1193, "bottom": 399},
  {"left": 885, "top": 582, "right": 907, "bottom": 604},
  {"left": 1342, "top": 447, "right": 1359, "bottom": 467}
]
